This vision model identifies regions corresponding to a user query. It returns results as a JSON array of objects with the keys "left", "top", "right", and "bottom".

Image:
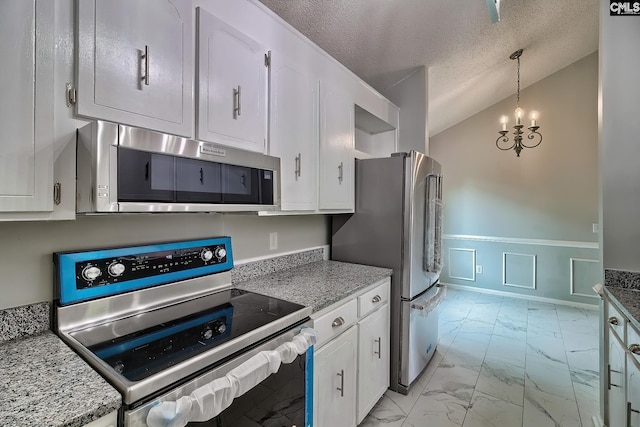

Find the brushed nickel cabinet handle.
[
  {"left": 336, "top": 369, "right": 344, "bottom": 397},
  {"left": 141, "top": 45, "right": 149, "bottom": 85},
  {"left": 331, "top": 316, "right": 345, "bottom": 327},
  {"left": 338, "top": 162, "right": 344, "bottom": 183},
  {"left": 295, "top": 153, "right": 301, "bottom": 179},
  {"left": 609, "top": 316, "right": 619, "bottom": 325},
  {"left": 628, "top": 401, "right": 640, "bottom": 426},
  {"left": 608, "top": 364, "right": 622, "bottom": 389},
  {"left": 374, "top": 337, "right": 381, "bottom": 359},
  {"left": 629, "top": 344, "right": 640, "bottom": 355},
  {"left": 233, "top": 85, "right": 241, "bottom": 118},
  {"left": 371, "top": 295, "right": 382, "bottom": 304}
]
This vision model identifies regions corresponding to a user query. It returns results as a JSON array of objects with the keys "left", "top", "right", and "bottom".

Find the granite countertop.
[
  {"left": 235, "top": 260, "right": 393, "bottom": 313},
  {"left": 605, "top": 286, "right": 640, "bottom": 332},
  {"left": 0, "top": 331, "right": 121, "bottom": 427}
]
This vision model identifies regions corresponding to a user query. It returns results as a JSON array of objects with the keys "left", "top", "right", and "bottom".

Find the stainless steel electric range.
[{"left": 53, "top": 237, "right": 314, "bottom": 427}]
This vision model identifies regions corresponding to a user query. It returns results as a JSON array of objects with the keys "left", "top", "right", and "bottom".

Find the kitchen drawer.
[
  {"left": 629, "top": 322, "right": 640, "bottom": 363},
  {"left": 358, "top": 278, "right": 389, "bottom": 318},
  {"left": 608, "top": 300, "right": 626, "bottom": 342},
  {"left": 313, "top": 299, "right": 358, "bottom": 348}
]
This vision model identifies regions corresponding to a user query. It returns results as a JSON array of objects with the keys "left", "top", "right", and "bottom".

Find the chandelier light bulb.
[
  {"left": 530, "top": 111, "right": 537, "bottom": 127},
  {"left": 515, "top": 107, "right": 523, "bottom": 125},
  {"left": 500, "top": 115, "right": 508, "bottom": 131}
]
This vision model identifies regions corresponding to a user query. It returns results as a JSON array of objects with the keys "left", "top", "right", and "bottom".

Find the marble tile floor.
[{"left": 360, "top": 288, "right": 600, "bottom": 427}]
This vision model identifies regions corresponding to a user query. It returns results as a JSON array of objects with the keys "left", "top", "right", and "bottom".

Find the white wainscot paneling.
[
  {"left": 502, "top": 252, "right": 536, "bottom": 289},
  {"left": 448, "top": 248, "right": 476, "bottom": 281},
  {"left": 570, "top": 258, "right": 600, "bottom": 299}
]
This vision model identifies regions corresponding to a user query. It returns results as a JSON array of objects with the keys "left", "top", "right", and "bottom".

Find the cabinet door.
[
  {"left": 608, "top": 327, "right": 626, "bottom": 427},
  {"left": 77, "top": 0, "right": 193, "bottom": 137},
  {"left": 357, "top": 303, "right": 390, "bottom": 424},
  {"left": 197, "top": 8, "right": 267, "bottom": 153},
  {"left": 0, "top": 0, "right": 53, "bottom": 212},
  {"left": 319, "top": 82, "right": 355, "bottom": 211},
  {"left": 314, "top": 326, "right": 357, "bottom": 427},
  {"left": 628, "top": 325, "right": 640, "bottom": 427},
  {"left": 269, "top": 53, "right": 318, "bottom": 211}
]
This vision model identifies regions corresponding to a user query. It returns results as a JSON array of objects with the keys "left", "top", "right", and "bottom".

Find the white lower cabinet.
[
  {"left": 357, "top": 303, "right": 390, "bottom": 424},
  {"left": 312, "top": 278, "right": 390, "bottom": 426},
  {"left": 314, "top": 325, "right": 358, "bottom": 427},
  {"left": 608, "top": 327, "right": 626, "bottom": 427}
]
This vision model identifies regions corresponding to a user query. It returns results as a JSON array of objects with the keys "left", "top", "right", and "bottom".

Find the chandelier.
[{"left": 496, "top": 49, "right": 542, "bottom": 157}]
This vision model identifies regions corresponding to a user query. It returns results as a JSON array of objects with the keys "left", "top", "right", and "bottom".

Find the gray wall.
[
  {"left": 0, "top": 214, "right": 328, "bottom": 310},
  {"left": 599, "top": 3, "right": 640, "bottom": 272},
  {"left": 382, "top": 66, "right": 429, "bottom": 154},
  {"left": 431, "top": 52, "right": 599, "bottom": 304}
]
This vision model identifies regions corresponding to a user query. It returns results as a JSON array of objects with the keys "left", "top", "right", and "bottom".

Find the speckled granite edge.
[
  {"left": 231, "top": 248, "right": 325, "bottom": 284},
  {"left": 605, "top": 268, "right": 640, "bottom": 289},
  {"left": 0, "top": 331, "right": 121, "bottom": 427},
  {"left": 604, "top": 286, "right": 640, "bottom": 332},
  {"left": 0, "top": 301, "right": 50, "bottom": 344}
]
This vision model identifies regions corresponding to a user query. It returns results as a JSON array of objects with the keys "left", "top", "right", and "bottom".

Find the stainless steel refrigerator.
[{"left": 331, "top": 151, "right": 444, "bottom": 394}]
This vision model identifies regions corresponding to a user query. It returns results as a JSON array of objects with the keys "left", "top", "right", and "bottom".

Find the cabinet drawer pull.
[
  {"left": 371, "top": 294, "right": 382, "bottom": 304},
  {"left": 628, "top": 401, "right": 640, "bottom": 426},
  {"left": 295, "top": 153, "right": 301, "bottom": 179},
  {"left": 331, "top": 316, "right": 345, "bottom": 327},
  {"left": 233, "top": 85, "right": 242, "bottom": 118},
  {"left": 609, "top": 316, "right": 619, "bottom": 325},
  {"left": 141, "top": 45, "right": 149, "bottom": 86},
  {"left": 336, "top": 369, "right": 344, "bottom": 397},
  {"left": 629, "top": 344, "right": 640, "bottom": 355},
  {"left": 374, "top": 337, "right": 381, "bottom": 359}
]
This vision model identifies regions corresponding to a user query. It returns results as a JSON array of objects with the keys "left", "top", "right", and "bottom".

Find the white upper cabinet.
[
  {"left": 0, "top": 0, "right": 54, "bottom": 213},
  {"left": 196, "top": 7, "right": 268, "bottom": 153},
  {"left": 269, "top": 52, "right": 318, "bottom": 211},
  {"left": 319, "top": 82, "right": 355, "bottom": 211},
  {"left": 76, "top": 0, "right": 193, "bottom": 137}
]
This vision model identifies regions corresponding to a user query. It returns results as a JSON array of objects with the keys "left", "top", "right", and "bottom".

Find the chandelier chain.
[{"left": 516, "top": 55, "right": 520, "bottom": 107}]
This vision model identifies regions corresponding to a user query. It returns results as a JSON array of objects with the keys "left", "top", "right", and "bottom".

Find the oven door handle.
[{"left": 146, "top": 327, "right": 317, "bottom": 427}]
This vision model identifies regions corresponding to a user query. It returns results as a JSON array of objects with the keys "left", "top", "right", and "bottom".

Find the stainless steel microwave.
[{"left": 76, "top": 121, "right": 280, "bottom": 213}]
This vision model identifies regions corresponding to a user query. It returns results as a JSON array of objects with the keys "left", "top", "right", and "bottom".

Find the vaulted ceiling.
[{"left": 258, "top": 0, "right": 599, "bottom": 135}]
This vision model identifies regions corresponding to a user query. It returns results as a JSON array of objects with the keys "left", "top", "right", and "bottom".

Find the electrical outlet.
[
  {"left": 592, "top": 223, "right": 599, "bottom": 233},
  {"left": 476, "top": 265, "right": 483, "bottom": 274},
  {"left": 269, "top": 232, "right": 278, "bottom": 250}
]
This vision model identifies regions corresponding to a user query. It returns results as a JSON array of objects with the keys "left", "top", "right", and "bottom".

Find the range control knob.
[
  {"left": 216, "top": 323, "right": 227, "bottom": 334},
  {"left": 214, "top": 247, "right": 227, "bottom": 259},
  {"left": 200, "top": 248, "right": 214, "bottom": 262},
  {"left": 202, "top": 327, "right": 214, "bottom": 340},
  {"left": 113, "top": 361, "right": 125, "bottom": 374},
  {"left": 108, "top": 262, "right": 126, "bottom": 277},
  {"left": 81, "top": 265, "right": 102, "bottom": 282}
]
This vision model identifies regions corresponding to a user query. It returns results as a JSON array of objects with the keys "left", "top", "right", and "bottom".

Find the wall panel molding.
[
  {"left": 570, "top": 258, "right": 600, "bottom": 299},
  {"left": 443, "top": 234, "right": 598, "bottom": 249},
  {"left": 502, "top": 252, "right": 537, "bottom": 289},
  {"left": 448, "top": 248, "right": 476, "bottom": 281}
]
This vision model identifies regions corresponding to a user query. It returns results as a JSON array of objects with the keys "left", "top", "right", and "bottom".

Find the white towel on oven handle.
[{"left": 146, "top": 327, "right": 317, "bottom": 427}]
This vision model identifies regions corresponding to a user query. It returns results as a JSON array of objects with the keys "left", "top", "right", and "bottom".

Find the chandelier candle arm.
[{"left": 495, "top": 49, "right": 542, "bottom": 157}]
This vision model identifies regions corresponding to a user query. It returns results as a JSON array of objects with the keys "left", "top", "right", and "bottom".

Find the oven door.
[{"left": 124, "top": 322, "right": 313, "bottom": 427}]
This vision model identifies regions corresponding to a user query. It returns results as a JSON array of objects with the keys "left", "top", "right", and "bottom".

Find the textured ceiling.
[{"left": 257, "top": 0, "right": 599, "bottom": 135}]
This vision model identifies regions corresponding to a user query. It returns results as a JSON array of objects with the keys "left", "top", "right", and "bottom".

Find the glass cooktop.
[{"left": 72, "top": 289, "right": 306, "bottom": 382}]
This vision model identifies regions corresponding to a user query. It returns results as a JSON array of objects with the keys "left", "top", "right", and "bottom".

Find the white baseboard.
[
  {"left": 441, "top": 282, "right": 598, "bottom": 310},
  {"left": 592, "top": 415, "right": 604, "bottom": 427}
]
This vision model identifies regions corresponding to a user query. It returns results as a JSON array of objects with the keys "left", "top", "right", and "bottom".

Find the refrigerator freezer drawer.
[{"left": 400, "top": 293, "right": 439, "bottom": 389}]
